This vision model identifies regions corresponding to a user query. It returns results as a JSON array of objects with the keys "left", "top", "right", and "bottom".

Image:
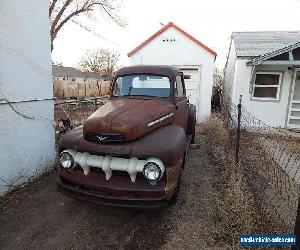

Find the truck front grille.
[{"left": 61, "top": 149, "right": 165, "bottom": 183}]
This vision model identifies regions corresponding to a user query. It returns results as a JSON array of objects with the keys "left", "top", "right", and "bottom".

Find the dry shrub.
[
  {"left": 200, "top": 114, "right": 257, "bottom": 246},
  {"left": 239, "top": 133, "right": 299, "bottom": 234},
  {"left": 200, "top": 114, "right": 297, "bottom": 249},
  {"left": 226, "top": 167, "right": 256, "bottom": 232}
]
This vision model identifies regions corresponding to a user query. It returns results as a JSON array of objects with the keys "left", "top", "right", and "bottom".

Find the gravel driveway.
[{"left": 0, "top": 131, "right": 231, "bottom": 250}]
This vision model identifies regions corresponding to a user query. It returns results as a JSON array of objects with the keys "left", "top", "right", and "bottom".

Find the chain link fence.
[
  {"left": 54, "top": 97, "right": 108, "bottom": 136},
  {"left": 221, "top": 95, "right": 300, "bottom": 235}
]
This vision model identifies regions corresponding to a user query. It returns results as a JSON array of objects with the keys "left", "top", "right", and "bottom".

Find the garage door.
[{"left": 181, "top": 69, "right": 199, "bottom": 107}]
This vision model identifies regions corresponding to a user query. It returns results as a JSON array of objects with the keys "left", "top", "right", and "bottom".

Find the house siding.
[{"left": 229, "top": 59, "right": 293, "bottom": 127}]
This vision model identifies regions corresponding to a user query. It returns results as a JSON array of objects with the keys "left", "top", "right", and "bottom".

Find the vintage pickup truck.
[{"left": 57, "top": 65, "right": 196, "bottom": 208}]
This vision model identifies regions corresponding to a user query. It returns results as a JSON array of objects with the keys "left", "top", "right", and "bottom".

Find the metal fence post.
[
  {"left": 94, "top": 98, "right": 97, "bottom": 111},
  {"left": 235, "top": 95, "right": 242, "bottom": 163}
]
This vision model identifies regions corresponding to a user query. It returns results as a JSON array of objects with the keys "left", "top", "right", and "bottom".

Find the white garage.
[{"left": 128, "top": 22, "right": 216, "bottom": 123}]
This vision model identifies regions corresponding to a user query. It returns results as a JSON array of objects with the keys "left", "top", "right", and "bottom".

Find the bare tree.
[
  {"left": 49, "top": 0, "right": 125, "bottom": 51},
  {"left": 213, "top": 67, "right": 223, "bottom": 87},
  {"left": 212, "top": 67, "right": 224, "bottom": 112},
  {"left": 52, "top": 60, "right": 64, "bottom": 66},
  {"left": 79, "top": 48, "right": 120, "bottom": 79}
]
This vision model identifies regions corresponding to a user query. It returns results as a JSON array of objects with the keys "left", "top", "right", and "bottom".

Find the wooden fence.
[{"left": 53, "top": 79, "right": 110, "bottom": 99}]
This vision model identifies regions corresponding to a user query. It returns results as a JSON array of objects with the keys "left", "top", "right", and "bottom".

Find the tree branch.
[
  {"left": 49, "top": 0, "right": 125, "bottom": 51},
  {"left": 49, "top": 0, "right": 58, "bottom": 18},
  {"left": 101, "top": 5, "right": 120, "bottom": 25},
  {"left": 50, "top": 0, "right": 72, "bottom": 36},
  {"left": 52, "top": 9, "right": 85, "bottom": 41}
]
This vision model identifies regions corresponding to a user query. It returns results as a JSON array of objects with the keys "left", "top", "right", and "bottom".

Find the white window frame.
[{"left": 252, "top": 71, "right": 282, "bottom": 101}]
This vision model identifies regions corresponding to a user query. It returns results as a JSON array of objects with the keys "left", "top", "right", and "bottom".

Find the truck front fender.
[{"left": 131, "top": 124, "right": 187, "bottom": 167}]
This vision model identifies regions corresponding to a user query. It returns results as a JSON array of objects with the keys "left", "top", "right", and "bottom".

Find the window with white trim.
[{"left": 252, "top": 72, "right": 282, "bottom": 100}]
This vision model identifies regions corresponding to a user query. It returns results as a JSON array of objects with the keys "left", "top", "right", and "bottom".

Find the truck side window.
[{"left": 175, "top": 75, "right": 184, "bottom": 97}]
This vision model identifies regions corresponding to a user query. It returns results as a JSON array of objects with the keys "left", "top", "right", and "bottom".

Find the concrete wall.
[
  {"left": 0, "top": 0, "right": 55, "bottom": 195},
  {"left": 229, "top": 59, "right": 292, "bottom": 127},
  {"left": 129, "top": 26, "right": 215, "bottom": 122}
]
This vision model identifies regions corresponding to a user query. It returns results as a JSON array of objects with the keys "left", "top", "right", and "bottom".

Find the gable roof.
[
  {"left": 53, "top": 66, "right": 82, "bottom": 78},
  {"left": 233, "top": 31, "right": 300, "bottom": 58},
  {"left": 127, "top": 22, "right": 217, "bottom": 58},
  {"left": 52, "top": 65, "right": 104, "bottom": 79},
  {"left": 248, "top": 41, "right": 300, "bottom": 65}
]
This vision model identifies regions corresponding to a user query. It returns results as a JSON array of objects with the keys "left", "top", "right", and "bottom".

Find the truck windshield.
[{"left": 113, "top": 74, "right": 170, "bottom": 97}]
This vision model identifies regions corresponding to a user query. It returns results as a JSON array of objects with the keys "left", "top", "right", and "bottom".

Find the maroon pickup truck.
[{"left": 57, "top": 65, "right": 196, "bottom": 208}]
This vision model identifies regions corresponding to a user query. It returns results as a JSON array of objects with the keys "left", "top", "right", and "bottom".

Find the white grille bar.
[{"left": 63, "top": 149, "right": 164, "bottom": 182}]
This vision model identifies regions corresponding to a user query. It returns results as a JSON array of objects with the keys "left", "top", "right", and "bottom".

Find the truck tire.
[
  {"left": 191, "top": 125, "right": 195, "bottom": 144},
  {"left": 169, "top": 172, "right": 181, "bottom": 205}
]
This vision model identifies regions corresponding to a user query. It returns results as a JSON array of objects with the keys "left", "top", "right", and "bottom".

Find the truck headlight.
[
  {"left": 60, "top": 152, "right": 74, "bottom": 169},
  {"left": 143, "top": 161, "right": 163, "bottom": 184},
  {"left": 143, "top": 158, "right": 165, "bottom": 184}
]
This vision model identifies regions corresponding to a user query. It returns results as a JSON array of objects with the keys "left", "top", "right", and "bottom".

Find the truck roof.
[{"left": 115, "top": 65, "right": 181, "bottom": 79}]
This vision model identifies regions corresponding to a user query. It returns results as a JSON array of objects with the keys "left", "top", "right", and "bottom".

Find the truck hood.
[{"left": 83, "top": 98, "right": 175, "bottom": 141}]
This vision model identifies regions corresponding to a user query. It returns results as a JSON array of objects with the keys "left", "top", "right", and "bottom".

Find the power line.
[
  {"left": 53, "top": 7, "right": 122, "bottom": 48},
  {"left": 70, "top": 18, "right": 122, "bottom": 48}
]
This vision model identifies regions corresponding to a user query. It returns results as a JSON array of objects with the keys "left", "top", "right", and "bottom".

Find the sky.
[{"left": 51, "top": 0, "right": 300, "bottom": 69}]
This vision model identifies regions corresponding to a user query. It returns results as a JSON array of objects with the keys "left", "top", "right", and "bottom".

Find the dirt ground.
[{"left": 1, "top": 127, "right": 236, "bottom": 250}]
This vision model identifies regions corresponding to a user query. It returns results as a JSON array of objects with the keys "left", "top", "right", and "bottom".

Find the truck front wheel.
[
  {"left": 191, "top": 125, "right": 195, "bottom": 144},
  {"left": 168, "top": 172, "right": 181, "bottom": 204}
]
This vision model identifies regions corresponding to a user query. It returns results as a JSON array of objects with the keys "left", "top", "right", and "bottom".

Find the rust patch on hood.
[{"left": 83, "top": 97, "right": 175, "bottom": 141}]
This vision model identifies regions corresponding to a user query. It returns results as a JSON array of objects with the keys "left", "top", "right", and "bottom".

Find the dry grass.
[
  {"left": 199, "top": 114, "right": 257, "bottom": 247},
  {"left": 238, "top": 133, "right": 299, "bottom": 234},
  {"left": 278, "top": 136, "right": 300, "bottom": 160},
  {"left": 199, "top": 114, "right": 298, "bottom": 249}
]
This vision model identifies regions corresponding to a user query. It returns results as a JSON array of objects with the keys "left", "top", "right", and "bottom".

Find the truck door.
[{"left": 174, "top": 74, "right": 188, "bottom": 131}]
